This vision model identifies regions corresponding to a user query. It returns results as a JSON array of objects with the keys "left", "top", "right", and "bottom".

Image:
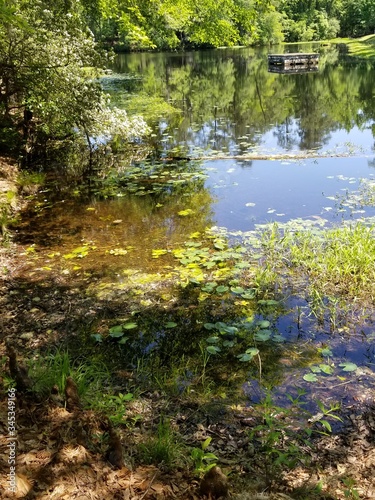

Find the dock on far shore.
[{"left": 268, "top": 53, "right": 319, "bottom": 67}]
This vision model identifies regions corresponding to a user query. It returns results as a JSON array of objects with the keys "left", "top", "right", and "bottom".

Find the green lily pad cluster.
[
  {"left": 63, "top": 245, "right": 93, "bottom": 259},
  {"left": 172, "top": 238, "right": 250, "bottom": 283},
  {"left": 203, "top": 313, "right": 284, "bottom": 359},
  {"left": 151, "top": 232, "right": 254, "bottom": 297},
  {"left": 95, "top": 159, "right": 207, "bottom": 198},
  {"left": 91, "top": 321, "right": 138, "bottom": 344},
  {"left": 303, "top": 361, "right": 358, "bottom": 382}
]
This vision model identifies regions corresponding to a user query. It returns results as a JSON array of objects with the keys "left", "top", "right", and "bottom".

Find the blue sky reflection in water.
[{"left": 205, "top": 157, "right": 375, "bottom": 230}]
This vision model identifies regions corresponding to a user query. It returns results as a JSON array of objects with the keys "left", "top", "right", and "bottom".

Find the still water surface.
[
  {"left": 110, "top": 46, "right": 375, "bottom": 404},
  {"left": 18, "top": 47, "right": 375, "bottom": 408},
  {"left": 109, "top": 45, "right": 375, "bottom": 230}
]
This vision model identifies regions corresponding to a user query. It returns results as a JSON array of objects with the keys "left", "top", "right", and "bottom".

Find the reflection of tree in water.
[
  {"left": 113, "top": 49, "right": 375, "bottom": 154},
  {"left": 273, "top": 117, "right": 300, "bottom": 151}
]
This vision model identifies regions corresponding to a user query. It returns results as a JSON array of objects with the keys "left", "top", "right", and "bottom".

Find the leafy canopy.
[{"left": 0, "top": 0, "right": 148, "bottom": 158}]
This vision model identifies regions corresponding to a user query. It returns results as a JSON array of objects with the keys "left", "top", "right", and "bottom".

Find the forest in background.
[{"left": 80, "top": 0, "right": 375, "bottom": 50}]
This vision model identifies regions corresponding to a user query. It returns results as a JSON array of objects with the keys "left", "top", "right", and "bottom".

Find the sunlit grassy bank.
[
  {"left": 330, "top": 33, "right": 375, "bottom": 59},
  {"left": 283, "top": 33, "right": 375, "bottom": 60}
]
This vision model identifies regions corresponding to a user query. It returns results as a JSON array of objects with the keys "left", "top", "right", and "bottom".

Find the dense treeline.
[{"left": 80, "top": 0, "right": 375, "bottom": 50}]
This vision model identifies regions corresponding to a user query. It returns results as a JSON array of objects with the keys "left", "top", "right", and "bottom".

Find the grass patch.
[
  {"left": 257, "top": 222, "right": 375, "bottom": 324},
  {"left": 29, "top": 349, "right": 112, "bottom": 402},
  {"left": 139, "top": 417, "right": 184, "bottom": 468},
  {"left": 17, "top": 170, "right": 46, "bottom": 194},
  {"left": 289, "top": 223, "right": 375, "bottom": 299},
  {"left": 330, "top": 34, "right": 375, "bottom": 59}
]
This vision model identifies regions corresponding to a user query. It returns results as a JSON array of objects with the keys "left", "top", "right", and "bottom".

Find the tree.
[
  {"left": 279, "top": 0, "right": 342, "bottom": 41},
  {"left": 340, "top": 0, "right": 375, "bottom": 37},
  {"left": 0, "top": 0, "right": 148, "bottom": 167},
  {"left": 253, "top": 8, "right": 285, "bottom": 44},
  {"left": 80, "top": 0, "right": 276, "bottom": 50}
]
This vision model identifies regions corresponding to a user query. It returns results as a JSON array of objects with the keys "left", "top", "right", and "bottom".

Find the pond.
[
  {"left": 106, "top": 45, "right": 375, "bottom": 229},
  {"left": 17, "top": 45, "right": 375, "bottom": 413}
]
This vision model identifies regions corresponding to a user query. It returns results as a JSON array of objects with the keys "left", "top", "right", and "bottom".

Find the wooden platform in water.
[{"left": 268, "top": 53, "right": 319, "bottom": 67}]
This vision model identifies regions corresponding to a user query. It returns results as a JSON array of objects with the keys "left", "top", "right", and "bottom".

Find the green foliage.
[
  {"left": 279, "top": 0, "right": 348, "bottom": 41},
  {"left": 93, "top": 391, "right": 135, "bottom": 425},
  {"left": 17, "top": 171, "right": 45, "bottom": 194},
  {"left": 80, "top": 0, "right": 276, "bottom": 49},
  {"left": 190, "top": 437, "right": 218, "bottom": 476},
  {"left": 78, "top": 0, "right": 375, "bottom": 48},
  {"left": 248, "top": 393, "right": 310, "bottom": 485},
  {"left": 313, "top": 400, "right": 342, "bottom": 434},
  {"left": 340, "top": 0, "right": 375, "bottom": 37},
  {"left": 139, "top": 418, "right": 182, "bottom": 468},
  {"left": 254, "top": 8, "right": 285, "bottom": 45},
  {"left": 342, "top": 477, "right": 361, "bottom": 500},
  {"left": 29, "top": 349, "right": 111, "bottom": 400},
  {"left": 259, "top": 223, "right": 375, "bottom": 317},
  {"left": 248, "top": 393, "right": 342, "bottom": 486},
  {"left": 0, "top": 0, "right": 149, "bottom": 166}
]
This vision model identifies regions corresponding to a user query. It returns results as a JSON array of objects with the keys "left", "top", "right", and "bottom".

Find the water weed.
[
  {"left": 259, "top": 222, "right": 375, "bottom": 308},
  {"left": 342, "top": 477, "right": 361, "bottom": 500},
  {"left": 248, "top": 393, "right": 311, "bottom": 486}
]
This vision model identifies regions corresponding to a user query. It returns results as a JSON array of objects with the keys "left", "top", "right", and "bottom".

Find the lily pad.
[
  {"left": 339, "top": 362, "right": 358, "bottom": 372},
  {"left": 258, "top": 320, "right": 270, "bottom": 329},
  {"left": 152, "top": 249, "right": 168, "bottom": 258},
  {"left": 123, "top": 322, "right": 138, "bottom": 330},
  {"left": 109, "top": 325, "right": 125, "bottom": 338},
  {"left": 254, "top": 330, "right": 272, "bottom": 341},
  {"left": 319, "top": 364, "right": 334, "bottom": 374},
  {"left": 178, "top": 209, "right": 195, "bottom": 216},
  {"left": 204, "top": 323, "right": 216, "bottom": 330},
  {"left": 237, "top": 348, "right": 259, "bottom": 362},
  {"left": 206, "top": 336, "right": 220, "bottom": 344},
  {"left": 241, "top": 290, "right": 256, "bottom": 299},
  {"left": 320, "top": 347, "right": 333, "bottom": 357},
  {"left": 118, "top": 336, "right": 129, "bottom": 344},
  {"left": 206, "top": 345, "right": 221, "bottom": 355},
  {"left": 165, "top": 321, "right": 177, "bottom": 328},
  {"left": 109, "top": 324, "right": 123, "bottom": 333},
  {"left": 91, "top": 334, "right": 103, "bottom": 343}
]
